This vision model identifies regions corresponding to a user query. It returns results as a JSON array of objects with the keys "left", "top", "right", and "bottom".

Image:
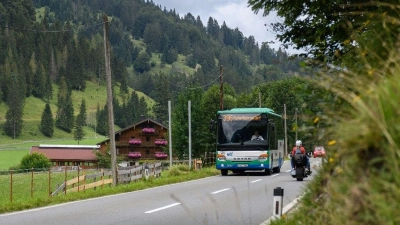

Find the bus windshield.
[{"left": 217, "top": 113, "right": 268, "bottom": 144}]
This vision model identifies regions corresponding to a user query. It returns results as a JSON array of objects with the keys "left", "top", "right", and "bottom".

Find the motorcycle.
[{"left": 291, "top": 153, "right": 311, "bottom": 181}]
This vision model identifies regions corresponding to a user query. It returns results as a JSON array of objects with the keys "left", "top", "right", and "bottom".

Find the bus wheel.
[
  {"left": 264, "top": 168, "right": 272, "bottom": 175},
  {"left": 273, "top": 167, "right": 280, "bottom": 173},
  {"left": 221, "top": 169, "right": 228, "bottom": 176}
]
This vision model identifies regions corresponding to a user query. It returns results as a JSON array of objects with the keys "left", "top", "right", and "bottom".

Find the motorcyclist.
[{"left": 291, "top": 140, "right": 311, "bottom": 174}]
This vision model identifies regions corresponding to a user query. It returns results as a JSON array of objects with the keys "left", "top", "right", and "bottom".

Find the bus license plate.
[{"left": 238, "top": 164, "right": 248, "bottom": 167}]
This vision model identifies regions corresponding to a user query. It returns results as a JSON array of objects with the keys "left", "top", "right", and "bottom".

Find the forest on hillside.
[{"left": 0, "top": 0, "right": 308, "bottom": 147}]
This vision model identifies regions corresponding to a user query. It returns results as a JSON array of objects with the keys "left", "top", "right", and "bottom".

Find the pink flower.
[
  {"left": 142, "top": 128, "right": 155, "bottom": 133},
  {"left": 155, "top": 139, "right": 168, "bottom": 145},
  {"left": 155, "top": 152, "right": 168, "bottom": 158},
  {"left": 129, "top": 139, "right": 142, "bottom": 145},
  {"left": 128, "top": 152, "right": 141, "bottom": 158}
]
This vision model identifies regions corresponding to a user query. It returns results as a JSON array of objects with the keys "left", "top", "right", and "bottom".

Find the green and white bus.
[{"left": 213, "top": 108, "right": 284, "bottom": 176}]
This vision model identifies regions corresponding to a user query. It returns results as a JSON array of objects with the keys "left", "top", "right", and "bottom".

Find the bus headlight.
[{"left": 258, "top": 153, "right": 268, "bottom": 159}]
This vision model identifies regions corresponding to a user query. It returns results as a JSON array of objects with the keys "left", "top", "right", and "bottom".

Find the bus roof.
[{"left": 217, "top": 108, "right": 282, "bottom": 118}]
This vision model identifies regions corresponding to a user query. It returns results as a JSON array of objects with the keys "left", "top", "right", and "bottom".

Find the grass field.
[{"left": 0, "top": 138, "right": 108, "bottom": 170}]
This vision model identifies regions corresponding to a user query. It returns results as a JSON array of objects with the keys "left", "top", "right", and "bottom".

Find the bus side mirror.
[
  {"left": 209, "top": 119, "right": 215, "bottom": 132},
  {"left": 269, "top": 119, "right": 275, "bottom": 131}
]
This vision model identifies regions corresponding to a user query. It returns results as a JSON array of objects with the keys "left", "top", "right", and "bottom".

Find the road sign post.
[{"left": 273, "top": 187, "right": 284, "bottom": 219}]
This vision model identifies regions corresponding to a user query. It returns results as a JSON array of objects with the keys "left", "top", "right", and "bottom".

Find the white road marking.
[
  {"left": 211, "top": 188, "right": 230, "bottom": 195},
  {"left": 286, "top": 170, "right": 291, "bottom": 172},
  {"left": 145, "top": 202, "right": 181, "bottom": 214},
  {"left": 251, "top": 179, "right": 262, "bottom": 183},
  {"left": 271, "top": 174, "right": 279, "bottom": 177}
]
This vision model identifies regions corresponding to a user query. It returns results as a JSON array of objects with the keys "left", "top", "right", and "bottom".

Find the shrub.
[{"left": 20, "top": 153, "right": 51, "bottom": 170}]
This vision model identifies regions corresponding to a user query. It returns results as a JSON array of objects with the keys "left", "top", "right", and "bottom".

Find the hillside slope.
[{"left": 0, "top": 80, "right": 154, "bottom": 142}]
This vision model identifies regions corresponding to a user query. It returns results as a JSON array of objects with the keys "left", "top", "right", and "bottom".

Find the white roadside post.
[{"left": 273, "top": 187, "right": 284, "bottom": 219}]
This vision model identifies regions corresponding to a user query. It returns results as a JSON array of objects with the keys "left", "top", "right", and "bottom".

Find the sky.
[{"left": 151, "top": 0, "right": 290, "bottom": 52}]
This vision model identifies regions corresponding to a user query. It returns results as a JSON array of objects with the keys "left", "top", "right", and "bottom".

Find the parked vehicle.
[{"left": 313, "top": 146, "right": 326, "bottom": 158}]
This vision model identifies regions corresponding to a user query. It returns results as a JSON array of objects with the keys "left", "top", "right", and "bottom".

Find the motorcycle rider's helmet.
[{"left": 295, "top": 140, "right": 302, "bottom": 146}]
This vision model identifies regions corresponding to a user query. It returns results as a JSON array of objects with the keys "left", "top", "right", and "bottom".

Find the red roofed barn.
[{"left": 30, "top": 144, "right": 99, "bottom": 169}]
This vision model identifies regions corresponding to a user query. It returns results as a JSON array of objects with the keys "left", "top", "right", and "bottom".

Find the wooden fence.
[
  {"left": 1, "top": 157, "right": 214, "bottom": 203},
  {"left": 52, "top": 162, "right": 163, "bottom": 195}
]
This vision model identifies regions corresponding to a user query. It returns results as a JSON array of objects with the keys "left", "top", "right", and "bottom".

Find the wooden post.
[
  {"left": 103, "top": 13, "right": 117, "bottom": 187},
  {"left": 78, "top": 166, "right": 80, "bottom": 192},
  {"left": 83, "top": 169, "right": 85, "bottom": 192},
  {"left": 10, "top": 170, "right": 13, "bottom": 203},
  {"left": 49, "top": 169, "right": 52, "bottom": 197},
  {"left": 31, "top": 168, "right": 34, "bottom": 198},
  {"left": 64, "top": 167, "right": 67, "bottom": 195},
  {"left": 101, "top": 169, "right": 104, "bottom": 189}
]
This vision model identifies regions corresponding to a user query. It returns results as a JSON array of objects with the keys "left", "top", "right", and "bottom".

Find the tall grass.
[{"left": 270, "top": 11, "right": 400, "bottom": 225}]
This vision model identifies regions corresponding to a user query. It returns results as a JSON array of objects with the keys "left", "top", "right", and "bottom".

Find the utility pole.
[
  {"left": 219, "top": 65, "right": 224, "bottom": 110},
  {"left": 188, "top": 101, "right": 192, "bottom": 170},
  {"left": 284, "top": 104, "right": 287, "bottom": 156},
  {"left": 295, "top": 108, "right": 298, "bottom": 141},
  {"left": 103, "top": 14, "right": 117, "bottom": 187},
  {"left": 168, "top": 101, "right": 172, "bottom": 166}
]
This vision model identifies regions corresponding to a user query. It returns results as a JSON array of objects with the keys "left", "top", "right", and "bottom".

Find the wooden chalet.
[
  {"left": 97, "top": 118, "right": 168, "bottom": 163},
  {"left": 30, "top": 144, "right": 99, "bottom": 169}
]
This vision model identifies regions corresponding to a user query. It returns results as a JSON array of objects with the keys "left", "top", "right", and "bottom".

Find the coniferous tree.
[
  {"left": 74, "top": 99, "right": 87, "bottom": 143},
  {"left": 73, "top": 121, "right": 84, "bottom": 144},
  {"left": 76, "top": 99, "right": 87, "bottom": 126},
  {"left": 32, "top": 64, "right": 46, "bottom": 98},
  {"left": 96, "top": 103, "right": 108, "bottom": 136},
  {"left": 55, "top": 76, "right": 74, "bottom": 132},
  {"left": 43, "top": 70, "right": 53, "bottom": 102},
  {"left": 40, "top": 103, "right": 54, "bottom": 137},
  {"left": 152, "top": 73, "right": 171, "bottom": 123},
  {"left": 126, "top": 91, "right": 139, "bottom": 124},
  {"left": 4, "top": 73, "right": 24, "bottom": 139}
]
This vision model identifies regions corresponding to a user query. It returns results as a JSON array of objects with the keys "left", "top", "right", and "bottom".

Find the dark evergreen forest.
[{"left": 0, "top": 0, "right": 305, "bottom": 139}]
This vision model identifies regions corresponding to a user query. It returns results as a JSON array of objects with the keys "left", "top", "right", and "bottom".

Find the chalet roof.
[
  {"left": 116, "top": 118, "right": 167, "bottom": 134},
  {"left": 97, "top": 118, "right": 168, "bottom": 145},
  {"left": 30, "top": 145, "right": 99, "bottom": 161}
]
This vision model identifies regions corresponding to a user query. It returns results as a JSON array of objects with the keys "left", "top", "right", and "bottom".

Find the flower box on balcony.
[
  {"left": 155, "top": 139, "right": 168, "bottom": 145},
  {"left": 155, "top": 152, "right": 168, "bottom": 159},
  {"left": 128, "top": 152, "right": 141, "bottom": 158},
  {"left": 142, "top": 128, "right": 155, "bottom": 134},
  {"left": 128, "top": 139, "right": 142, "bottom": 145}
]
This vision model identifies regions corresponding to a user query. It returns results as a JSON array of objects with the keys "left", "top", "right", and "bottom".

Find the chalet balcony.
[
  {"left": 128, "top": 139, "right": 142, "bottom": 145},
  {"left": 155, "top": 139, "right": 168, "bottom": 145},
  {"left": 155, "top": 152, "right": 168, "bottom": 159},
  {"left": 127, "top": 152, "right": 141, "bottom": 158}
]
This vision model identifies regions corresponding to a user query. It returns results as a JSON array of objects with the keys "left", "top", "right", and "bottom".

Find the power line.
[
  {"left": 167, "top": 74, "right": 221, "bottom": 90},
  {"left": 0, "top": 22, "right": 105, "bottom": 33}
]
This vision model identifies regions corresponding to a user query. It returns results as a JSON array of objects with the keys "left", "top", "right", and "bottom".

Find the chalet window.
[
  {"left": 146, "top": 150, "right": 150, "bottom": 155},
  {"left": 115, "top": 135, "right": 120, "bottom": 141},
  {"left": 146, "top": 137, "right": 150, "bottom": 142}
]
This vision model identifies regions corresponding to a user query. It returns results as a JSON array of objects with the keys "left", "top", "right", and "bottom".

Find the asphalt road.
[{"left": 0, "top": 158, "right": 322, "bottom": 225}]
